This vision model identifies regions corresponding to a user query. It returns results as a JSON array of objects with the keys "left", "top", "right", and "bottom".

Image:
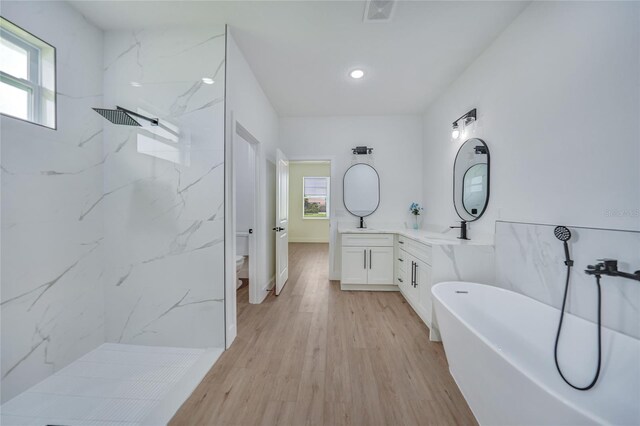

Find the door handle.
[
  {"left": 414, "top": 263, "right": 418, "bottom": 287},
  {"left": 248, "top": 228, "right": 253, "bottom": 234},
  {"left": 272, "top": 227, "right": 284, "bottom": 232},
  {"left": 369, "top": 249, "right": 372, "bottom": 269},
  {"left": 364, "top": 249, "right": 367, "bottom": 269},
  {"left": 398, "top": 258, "right": 403, "bottom": 262},
  {"left": 398, "top": 278, "right": 403, "bottom": 283}
]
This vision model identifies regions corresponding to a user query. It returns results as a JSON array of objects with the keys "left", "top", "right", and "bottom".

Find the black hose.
[{"left": 553, "top": 263, "right": 602, "bottom": 391}]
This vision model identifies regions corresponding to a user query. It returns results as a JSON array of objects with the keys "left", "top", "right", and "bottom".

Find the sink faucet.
[
  {"left": 450, "top": 220, "right": 469, "bottom": 240},
  {"left": 585, "top": 259, "right": 640, "bottom": 281}
]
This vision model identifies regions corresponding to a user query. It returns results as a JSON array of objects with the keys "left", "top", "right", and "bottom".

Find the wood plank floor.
[{"left": 171, "top": 243, "right": 476, "bottom": 426}]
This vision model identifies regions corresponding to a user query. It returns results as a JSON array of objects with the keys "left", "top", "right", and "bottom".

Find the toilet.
[{"left": 235, "top": 255, "right": 246, "bottom": 289}]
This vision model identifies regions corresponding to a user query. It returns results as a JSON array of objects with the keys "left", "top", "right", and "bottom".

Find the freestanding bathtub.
[{"left": 432, "top": 281, "right": 640, "bottom": 426}]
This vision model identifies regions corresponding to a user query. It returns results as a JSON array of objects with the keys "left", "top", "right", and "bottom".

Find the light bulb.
[
  {"left": 350, "top": 69, "right": 364, "bottom": 79},
  {"left": 451, "top": 123, "right": 460, "bottom": 139}
]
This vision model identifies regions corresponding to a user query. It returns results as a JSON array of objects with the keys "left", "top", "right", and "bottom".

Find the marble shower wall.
[
  {"left": 101, "top": 28, "right": 226, "bottom": 348},
  {"left": 495, "top": 221, "right": 640, "bottom": 339},
  {"left": 1, "top": 2, "right": 105, "bottom": 403}
]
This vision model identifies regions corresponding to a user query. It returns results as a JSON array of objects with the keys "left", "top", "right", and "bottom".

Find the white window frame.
[
  {"left": 302, "top": 176, "right": 330, "bottom": 220},
  {"left": 0, "top": 17, "right": 56, "bottom": 129}
]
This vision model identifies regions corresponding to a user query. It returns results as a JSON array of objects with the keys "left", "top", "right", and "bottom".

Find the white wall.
[
  {"left": 1, "top": 1, "right": 105, "bottom": 402},
  {"left": 280, "top": 116, "right": 423, "bottom": 278},
  {"left": 422, "top": 1, "right": 640, "bottom": 235},
  {"left": 225, "top": 30, "right": 280, "bottom": 315}
]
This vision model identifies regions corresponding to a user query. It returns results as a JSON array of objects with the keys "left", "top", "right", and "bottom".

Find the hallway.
[{"left": 171, "top": 243, "right": 476, "bottom": 425}]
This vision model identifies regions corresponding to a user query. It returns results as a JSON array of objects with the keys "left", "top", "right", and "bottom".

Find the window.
[
  {"left": 303, "top": 177, "right": 330, "bottom": 219},
  {"left": 0, "top": 17, "right": 56, "bottom": 128}
]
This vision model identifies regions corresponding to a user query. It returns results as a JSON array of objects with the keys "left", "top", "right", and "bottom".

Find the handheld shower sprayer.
[
  {"left": 553, "top": 225, "right": 601, "bottom": 391},
  {"left": 554, "top": 226, "right": 573, "bottom": 267}
]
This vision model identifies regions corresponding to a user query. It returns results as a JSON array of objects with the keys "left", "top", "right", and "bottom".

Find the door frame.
[
  {"left": 287, "top": 156, "right": 337, "bottom": 281},
  {"left": 224, "top": 112, "right": 263, "bottom": 348}
]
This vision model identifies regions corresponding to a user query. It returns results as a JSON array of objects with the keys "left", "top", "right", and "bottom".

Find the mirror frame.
[
  {"left": 343, "top": 163, "right": 381, "bottom": 218},
  {"left": 453, "top": 138, "right": 490, "bottom": 222}
]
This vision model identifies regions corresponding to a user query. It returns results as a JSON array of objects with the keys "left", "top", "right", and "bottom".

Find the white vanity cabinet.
[
  {"left": 397, "top": 235, "right": 434, "bottom": 329},
  {"left": 339, "top": 226, "right": 495, "bottom": 341},
  {"left": 341, "top": 234, "right": 395, "bottom": 290}
]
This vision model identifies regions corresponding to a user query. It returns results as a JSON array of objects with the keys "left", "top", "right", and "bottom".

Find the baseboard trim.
[
  {"left": 289, "top": 238, "right": 330, "bottom": 243},
  {"left": 266, "top": 275, "right": 275, "bottom": 290},
  {"left": 340, "top": 283, "right": 399, "bottom": 292}
]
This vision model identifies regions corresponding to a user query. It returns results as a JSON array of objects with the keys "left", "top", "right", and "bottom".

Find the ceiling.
[{"left": 69, "top": 1, "right": 529, "bottom": 116}]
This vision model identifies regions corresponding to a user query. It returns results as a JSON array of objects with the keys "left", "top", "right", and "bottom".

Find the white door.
[
  {"left": 368, "top": 246, "right": 394, "bottom": 285},
  {"left": 341, "top": 247, "right": 368, "bottom": 284},
  {"left": 275, "top": 149, "right": 289, "bottom": 295}
]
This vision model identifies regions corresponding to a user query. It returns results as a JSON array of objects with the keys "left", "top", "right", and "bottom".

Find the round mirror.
[
  {"left": 454, "top": 138, "right": 490, "bottom": 221},
  {"left": 343, "top": 163, "right": 380, "bottom": 218}
]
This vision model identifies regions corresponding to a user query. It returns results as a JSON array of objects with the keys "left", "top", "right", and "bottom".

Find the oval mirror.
[
  {"left": 343, "top": 163, "right": 380, "bottom": 221},
  {"left": 454, "top": 138, "right": 490, "bottom": 221}
]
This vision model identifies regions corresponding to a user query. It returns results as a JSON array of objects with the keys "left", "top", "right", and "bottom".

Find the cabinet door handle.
[
  {"left": 398, "top": 278, "right": 403, "bottom": 283},
  {"left": 399, "top": 240, "right": 404, "bottom": 245},
  {"left": 369, "top": 249, "right": 372, "bottom": 269},
  {"left": 411, "top": 261, "right": 416, "bottom": 285},
  {"left": 364, "top": 249, "right": 367, "bottom": 269},
  {"left": 414, "top": 263, "right": 419, "bottom": 287},
  {"left": 398, "top": 258, "right": 403, "bottom": 262}
]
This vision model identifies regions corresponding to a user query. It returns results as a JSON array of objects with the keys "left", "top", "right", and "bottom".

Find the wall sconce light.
[
  {"left": 451, "top": 108, "right": 477, "bottom": 140},
  {"left": 352, "top": 146, "right": 373, "bottom": 155},
  {"left": 451, "top": 123, "right": 460, "bottom": 139},
  {"left": 474, "top": 145, "right": 488, "bottom": 155}
]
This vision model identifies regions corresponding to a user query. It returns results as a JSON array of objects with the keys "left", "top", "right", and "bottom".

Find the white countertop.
[{"left": 337, "top": 223, "right": 493, "bottom": 246}]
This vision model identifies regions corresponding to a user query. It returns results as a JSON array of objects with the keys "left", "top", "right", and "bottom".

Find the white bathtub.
[{"left": 432, "top": 281, "right": 640, "bottom": 426}]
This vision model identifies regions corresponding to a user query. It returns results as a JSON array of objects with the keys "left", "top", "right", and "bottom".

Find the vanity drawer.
[
  {"left": 342, "top": 233, "right": 394, "bottom": 247},
  {"left": 396, "top": 251, "right": 407, "bottom": 272},
  {"left": 398, "top": 235, "right": 432, "bottom": 265}
]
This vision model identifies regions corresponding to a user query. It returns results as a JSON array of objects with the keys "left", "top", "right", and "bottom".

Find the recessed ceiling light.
[
  {"left": 349, "top": 69, "right": 364, "bottom": 79},
  {"left": 202, "top": 77, "right": 214, "bottom": 85}
]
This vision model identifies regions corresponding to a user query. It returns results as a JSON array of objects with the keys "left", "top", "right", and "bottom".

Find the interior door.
[{"left": 275, "top": 149, "right": 289, "bottom": 295}]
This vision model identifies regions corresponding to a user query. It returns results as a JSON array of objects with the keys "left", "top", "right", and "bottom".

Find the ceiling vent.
[{"left": 363, "top": 0, "right": 396, "bottom": 23}]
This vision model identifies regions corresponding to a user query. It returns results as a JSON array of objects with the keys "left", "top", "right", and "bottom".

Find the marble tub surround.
[
  {"left": 1, "top": 1, "right": 106, "bottom": 403},
  {"left": 495, "top": 221, "right": 640, "bottom": 339},
  {"left": 102, "top": 27, "right": 227, "bottom": 349}
]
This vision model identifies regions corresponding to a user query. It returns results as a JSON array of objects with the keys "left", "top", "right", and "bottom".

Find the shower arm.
[{"left": 117, "top": 106, "right": 159, "bottom": 126}]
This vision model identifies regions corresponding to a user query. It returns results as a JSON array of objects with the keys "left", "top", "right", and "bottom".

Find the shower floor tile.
[{"left": 0, "top": 343, "right": 222, "bottom": 426}]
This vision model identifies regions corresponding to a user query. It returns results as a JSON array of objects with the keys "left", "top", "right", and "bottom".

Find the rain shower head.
[
  {"left": 554, "top": 226, "right": 572, "bottom": 242},
  {"left": 93, "top": 106, "right": 159, "bottom": 127}
]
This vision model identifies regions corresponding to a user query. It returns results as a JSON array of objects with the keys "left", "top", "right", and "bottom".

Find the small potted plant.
[{"left": 409, "top": 202, "right": 424, "bottom": 230}]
